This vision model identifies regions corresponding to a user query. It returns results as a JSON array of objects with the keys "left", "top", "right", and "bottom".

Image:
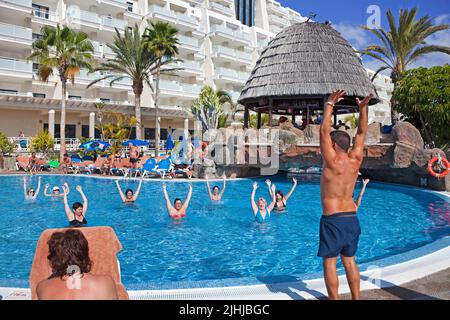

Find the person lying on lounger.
[
  {"left": 162, "top": 183, "right": 192, "bottom": 219},
  {"left": 44, "top": 183, "right": 69, "bottom": 197},
  {"left": 36, "top": 229, "right": 118, "bottom": 300},
  {"left": 115, "top": 177, "right": 143, "bottom": 204},
  {"left": 23, "top": 176, "right": 41, "bottom": 200},
  {"left": 205, "top": 174, "right": 226, "bottom": 201},
  {"left": 63, "top": 184, "right": 88, "bottom": 227}
]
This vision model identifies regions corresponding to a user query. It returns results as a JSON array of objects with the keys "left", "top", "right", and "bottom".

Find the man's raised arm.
[
  {"left": 349, "top": 93, "right": 373, "bottom": 161},
  {"left": 320, "top": 90, "right": 346, "bottom": 163}
]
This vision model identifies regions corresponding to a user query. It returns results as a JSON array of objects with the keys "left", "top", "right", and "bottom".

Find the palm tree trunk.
[
  {"left": 60, "top": 80, "right": 67, "bottom": 162},
  {"left": 135, "top": 93, "right": 142, "bottom": 140},
  {"left": 155, "top": 61, "right": 161, "bottom": 156}
]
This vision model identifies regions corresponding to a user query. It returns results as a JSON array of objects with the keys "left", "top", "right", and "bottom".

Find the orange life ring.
[
  {"left": 196, "top": 141, "right": 209, "bottom": 159},
  {"left": 427, "top": 157, "right": 450, "bottom": 178}
]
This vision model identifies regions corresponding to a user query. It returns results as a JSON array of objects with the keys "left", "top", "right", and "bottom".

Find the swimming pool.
[{"left": 0, "top": 174, "right": 448, "bottom": 289}]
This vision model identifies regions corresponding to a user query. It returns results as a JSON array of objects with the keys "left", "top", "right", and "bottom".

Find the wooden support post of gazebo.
[
  {"left": 257, "top": 112, "right": 262, "bottom": 129},
  {"left": 244, "top": 106, "right": 249, "bottom": 128},
  {"left": 291, "top": 108, "right": 296, "bottom": 125}
]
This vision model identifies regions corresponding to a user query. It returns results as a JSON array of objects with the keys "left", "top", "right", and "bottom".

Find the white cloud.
[{"left": 333, "top": 22, "right": 369, "bottom": 49}]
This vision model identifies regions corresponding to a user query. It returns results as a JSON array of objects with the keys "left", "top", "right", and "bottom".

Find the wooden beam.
[
  {"left": 244, "top": 106, "right": 249, "bottom": 129},
  {"left": 257, "top": 111, "right": 262, "bottom": 129}
]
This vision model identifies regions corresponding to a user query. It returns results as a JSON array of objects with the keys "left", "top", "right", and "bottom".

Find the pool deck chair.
[
  {"left": 140, "top": 158, "right": 158, "bottom": 178},
  {"left": 155, "top": 158, "right": 172, "bottom": 179},
  {"left": 29, "top": 226, "right": 129, "bottom": 300}
]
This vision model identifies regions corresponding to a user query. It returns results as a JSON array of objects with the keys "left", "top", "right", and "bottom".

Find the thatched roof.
[{"left": 238, "top": 22, "right": 380, "bottom": 114}]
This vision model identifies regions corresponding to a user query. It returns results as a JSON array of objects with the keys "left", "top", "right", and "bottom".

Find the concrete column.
[
  {"left": 48, "top": 109, "right": 55, "bottom": 138},
  {"left": 156, "top": 116, "right": 161, "bottom": 151},
  {"left": 89, "top": 112, "right": 95, "bottom": 139},
  {"left": 184, "top": 118, "right": 189, "bottom": 140}
]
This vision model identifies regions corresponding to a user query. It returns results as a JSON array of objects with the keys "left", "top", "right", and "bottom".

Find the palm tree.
[
  {"left": 360, "top": 8, "right": 450, "bottom": 123},
  {"left": 144, "top": 21, "right": 179, "bottom": 156},
  {"left": 191, "top": 86, "right": 233, "bottom": 132},
  {"left": 29, "top": 25, "right": 94, "bottom": 161},
  {"left": 88, "top": 25, "right": 157, "bottom": 140}
]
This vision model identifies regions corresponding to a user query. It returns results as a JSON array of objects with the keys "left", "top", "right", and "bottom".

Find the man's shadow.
[{"left": 257, "top": 275, "right": 328, "bottom": 300}]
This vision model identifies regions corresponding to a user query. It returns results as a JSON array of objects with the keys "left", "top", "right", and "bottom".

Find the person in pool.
[
  {"left": 36, "top": 229, "right": 118, "bottom": 300},
  {"left": 318, "top": 90, "right": 373, "bottom": 300},
  {"left": 355, "top": 179, "right": 370, "bottom": 209},
  {"left": 265, "top": 177, "right": 298, "bottom": 212},
  {"left": 251, "top": 182, "right": 276, "bottom": 223},
  {"left": 63, "top": 184, "right": 88, "bottom": 227},
  {"left": 23, "top": 176, "right": 42, "bottom": 200},
  {"left": 162, "top": 183, "right": 192, "bottom": 219},
  {"left": 115, "top": 177, "right": 143, "bottom": 204},
  {"left": 44, "top": 183, "right": 69, "bottom": 197},
  {"left": 205, "top": 173, "right": 226, "bottom": 201}
]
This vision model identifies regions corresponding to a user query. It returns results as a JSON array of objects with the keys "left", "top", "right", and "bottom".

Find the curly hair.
[{"left": 47, "top": 229, "right": 92, "bottom": 279}]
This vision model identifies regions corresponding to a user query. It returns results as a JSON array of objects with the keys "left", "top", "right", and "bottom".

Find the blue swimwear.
[
  {"left": 255, "top": 209, "right": 270, "bottom": 223},
  {"left": 317, "top": 212, "right": 361, "bottom": 258}
]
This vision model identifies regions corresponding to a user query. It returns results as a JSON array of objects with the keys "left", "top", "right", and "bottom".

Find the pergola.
[{"left": 238, "top": 22, "right": 380, "bottom": 128}]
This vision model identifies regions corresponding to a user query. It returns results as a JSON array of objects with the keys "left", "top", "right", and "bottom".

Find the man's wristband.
[{"left": 325, "top": 101, "right": 334, "bottom": 107}]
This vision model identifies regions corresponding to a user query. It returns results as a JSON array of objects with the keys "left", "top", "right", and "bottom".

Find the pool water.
[{"left": 0, "top": 174, "right": 448, "bottom": 287}]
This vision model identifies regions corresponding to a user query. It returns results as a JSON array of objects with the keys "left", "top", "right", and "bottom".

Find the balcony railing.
[
  {"left": 170, "top": 60, "right": 201, "bottom": 72},
  {"left": 182, "top": 83, "right": 201, "bottom": 95},
  {"left": 216, "top": 67, "right": 237, "bottom": 79},
  {"left": 148, "top": 5, "right": 176, "bottom": 19},
  {"left": 213, "top": 45, "right": 252, "bottom": 62},
  {"left": 175, "top": 12, "right": 198, "bottom": 26},
  {"left": 209, "top": 1, "right": 232, "bottom": 15},
  {"left": 0, "top": 22, "right": 32, "bottom": 40},
  {"left": 159, "top": 79, "right": 181, "bottom": 91},
  {"left": 178, "top": 34, "right": 199, "bottom": 49},
  {"left": 78, "top": 10, "right": 99, "bottom": 24},
  {"left": 2, "top": 0, "right": 31, "bottom": 7},
  {"left": 269, "top": 14, "right": 289, "bottom": 26},
  {"left": 0, "top": 57, "right": 32, "bottom": 73},
  {"left": 210, "top": 25, "right": 250, "bottom": 41},
  {"left": 102, "top": 16, "right": 127, "bottom": 29}
]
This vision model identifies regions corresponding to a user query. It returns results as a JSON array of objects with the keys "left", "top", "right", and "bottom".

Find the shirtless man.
[
  {"left": 318, "top": 90, "right": 373, "bottom": 300},
  {"left": 129, "top": 143, "right": 139, "bottom": 170},
  {"left": 162, "top": 183, "right": 192, "bottom": 220}
]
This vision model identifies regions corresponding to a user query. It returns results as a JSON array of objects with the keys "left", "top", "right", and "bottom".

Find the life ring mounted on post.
[
  {"left": 427, "top": 155, "right": 450, "bottom": 179},
  {"left": 196, "top": 141, "right": 209, "bottom": 159}
]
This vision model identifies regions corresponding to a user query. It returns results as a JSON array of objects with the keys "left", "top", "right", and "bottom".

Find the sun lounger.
[
  {"left": 16, "top": 156, "right": 29, "bottom": 171},
  {"left": 154, "top": 158, "right": 172, "bottom": 179},
  {"left": 140, "top": 158, "right": 158, "bottom": 178},
  {"left": 110, "top": 158, "right": 130, "bottom": 176},
  {"left": 30, "top": 226, "right": 129, "bottom": 300}
]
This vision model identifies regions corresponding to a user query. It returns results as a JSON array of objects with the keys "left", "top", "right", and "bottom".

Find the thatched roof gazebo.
[{"left": 238, "top": 22, "right": 380, "bottom": 128}]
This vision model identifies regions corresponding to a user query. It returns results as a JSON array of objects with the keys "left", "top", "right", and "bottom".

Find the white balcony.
[
  {"left": 91, "top": 41, "right": 103, "bottom": 57},
  {"left": 214, "top": 67, "right": 248, "bottom": 84},
  {"left": 168, "top": 60, "right": 202, "bottom": 76},
  {"left": 0, "top": 22, "right": 32, "bottom": 46},
  {"left": 269, "top": 14, "right": 289, "bottom": 27},
  {"left": 98, "top": 0, "right": 128, "bottom": 10},
  {"left": 102, "top": 16, "right": 127, "bottom": 30},
  {"left": 213, "top": 45, "right": 252, "bottom": 65},
  {"left": 267, "top": 1, "right": 289, "bottom": 17},
  {"left": 0, "top": 89, "right": 33, "bottom": 97},
  {"left": 209, "top": 2, "right": 233, "bottom": 16},
  {"left": 159, "top": 80, "right": 202, "bottom": 98},
  {"left": 148, "top": 5, "right": 177, "bottom": 21},
  {"left": 148, "top": 5, "right": 199, "bottom": 30},
  {"left": 0, "top": 57, "right": 33, "bottom": 78},
  {"left": 178, "top": 34, "right": 200, "bottom": 52},
  {"left": 0, "top": 0, "right": 32, "bottom": 14},
  {"left": 210, "top": 25, "right": 250, "bottom": 45},
  {"left": 32, "top": 8, "right": 58, "bottom": 25}
]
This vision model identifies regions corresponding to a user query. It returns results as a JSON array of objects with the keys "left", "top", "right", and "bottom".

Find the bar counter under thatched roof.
[{"left": 238, "top": 22, "right": 380, "bottom": 120}]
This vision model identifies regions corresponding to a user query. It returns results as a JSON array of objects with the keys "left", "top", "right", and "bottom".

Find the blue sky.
[{"left": 278, "top": 0, "right": 450, "bottom": 73}]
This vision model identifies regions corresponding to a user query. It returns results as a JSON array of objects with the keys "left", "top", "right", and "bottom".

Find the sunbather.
[
  {"left": 60, "top": 153, "right": 72, "bottom": 174},
  {"left": 23, "top": 176, "right": 41, "bottom": 200},
  {"left": 205, "top": 174, "right": 226, "bottom": 201},
  {"left": 28, "top": 152, "right": 39, "bottom": 174},
  {"left": 36, "top": 229, "right": 118, "bottom": 300},
  {"left": 115, "top": 177, "right": 143, "bottom": 204},
  {"left": 162, "top": 183, "right": 192, "bottom": 219},
  {"left": 63, "top": 184, "right": 88, "bottom": 227},
  {"left": 44, "top": 183, "right": 68, "bottom": 197}
]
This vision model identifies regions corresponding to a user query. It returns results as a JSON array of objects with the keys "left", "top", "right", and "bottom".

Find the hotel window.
[
  {"left": 32, "top": 3, "right": 50, "bottom": 19},
  {"left": 0, "top": 88, "right": 18, "bottom": 94},
  {"left": 68, "top": 95, "right": 82, "bottom": 100},
  {"left": 100, "top": 98, "right": 110, "bottom": 103},
  {"left": 126, "top": 2, "right": 133, "bottom": 13},
  {"left": 81, "top": 125, "right": 101, "bottom": 138},
  {"left": 235, "top": 0, "right": 255, "bottom": 27},
  {"left": 33, "top": 93, "right": 46, "bottom": 98},
  {"left": 43, "top": 124, "right": 76, "bottom": 138},
  {"left": 32, "top": 33, "right": 43, "bottom": 40},
  {"left": 32, "top": 63, "right": 40, "bottom": 75}
]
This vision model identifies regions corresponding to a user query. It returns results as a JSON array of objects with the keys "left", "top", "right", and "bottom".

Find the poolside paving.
[{"left": 339, "top": 268, "right": 450, "bottom": 300}]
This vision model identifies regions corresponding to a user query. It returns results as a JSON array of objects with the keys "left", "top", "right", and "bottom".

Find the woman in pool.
[
  {"left": 63, "top": 184, "right": 88, "bottom": 227},
  {"left": 251, "top": 182, "right": 276, "bottom": 223},
  {"left": 205, "top": 174, "right": 226, "bottom": 201},
  {"left": 265, "top": 177, "right": 297, "bottom": 212},
  {"left": 44, "top": 183, "right": 69, "bottom": 197},
  {"left": 162, "top": 183, "right": 192, "bottom": 219},
  {"left": 23, "top": 176, "right": 42, "bottom": 200},
  {"left": 36, "top": 229, "right": 118, "bottom": 300},
  {"left": 355, "top": 179, "right": 370, "bottom": 209},
  {"left": 115, "top": 177, "right": 143, "bottom": 204}
]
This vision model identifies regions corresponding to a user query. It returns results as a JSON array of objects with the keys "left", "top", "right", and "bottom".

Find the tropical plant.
[
  {"left": 30, "top": 130, "right": 54, "bottom": 157},
  {"left": 144, "top": 21, "right": 180, "bottom": 156},
  {"left": 101, "top": 111, "right": 138, "bottom": 155},
  {"left": 344, "top": 114, "right": 359, "bottom": 129},
  {"left": 0, "top": 132, "right": 14, "bottom": 155},
  {"left": 94, "top": 102, "right": 107, "bottom": 140},
  {"left": 88, "top": 24, "right": 157, "bottom": 140},
  {"left": 29, "top": 25, "right": 94, "bottom": 162},
  {"left": 218, "top": 114, "right": 229, "bottom": 129},
  {"left": 241, "top": 113, "right": 269, "bottom": 128},
  {"left": 392, "top": 65, "right": 450, "bottom": 149},
  {"left": 191, "top": 86, "right": 233, "bottom": 132},
  {"left": 360, "top": 7, "right": 450, "bottom": 123}
]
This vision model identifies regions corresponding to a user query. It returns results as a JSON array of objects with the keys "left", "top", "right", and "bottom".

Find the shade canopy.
[{"left": 238, "top": 22, "right": 380, "bottom": 116}]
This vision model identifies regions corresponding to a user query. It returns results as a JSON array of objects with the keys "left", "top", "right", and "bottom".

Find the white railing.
[
  {"left": 175, "top": 12, "right": 198, "bottom": 26},
  {"left": 0, "top": 22, "right": 32, "bottom": 40},
  {"left": 0, "top": 90, "right": 32, "bottom": 96},
  {"left": 269, "top": 14, "right": 289, "bottom": 26},
  {"left": 210, "top": 24, "right": 250, "bottom": 41},
  {"left": 78, "top": 10, "right": 100, "bottom": 24},
  {"left": 2, "top": 0, "right": 31, "bottom": 7},
  {"left": 209, "top": 1, "right": 232, "bottom": 15},
  {"left": 148, "top": 5, "right": 176, "bottom": 19},
  {"left": 178, "top": 34, "right": 199, "bottom": 49},
  {"left": 102, "top": 16, "right": 127, "bottom": 29},
  {"left": 0, "top": 57, "right": 32, "bottom": 73}
]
